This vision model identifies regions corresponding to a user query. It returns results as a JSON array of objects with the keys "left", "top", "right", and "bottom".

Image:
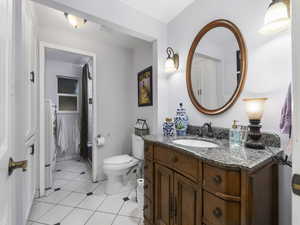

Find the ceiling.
[
  {"left": 46, "top": 48, "right": 91, "bottom": 65},
  {"left": 34, "top": 2, "right": 150, "bottom": 50},
  {"left": 118, "top": 0, "right": 195, "bottom": 23}
]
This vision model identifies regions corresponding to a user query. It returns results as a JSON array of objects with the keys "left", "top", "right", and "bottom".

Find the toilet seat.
[
  {"left": 103, "top": 154, "right": 139, "bottom": 171},
  {"left": 104, "top": 154, "right": 133, "bottom": 165}
]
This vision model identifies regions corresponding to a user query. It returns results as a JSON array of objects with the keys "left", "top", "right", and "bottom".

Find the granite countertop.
[{"left": 143, "top": 134, "right": 283, "bottom": 171}]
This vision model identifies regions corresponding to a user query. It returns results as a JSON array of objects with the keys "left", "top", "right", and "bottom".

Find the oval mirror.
[{"left": 186, "top": 20, "right": 247, "bottom": 115}]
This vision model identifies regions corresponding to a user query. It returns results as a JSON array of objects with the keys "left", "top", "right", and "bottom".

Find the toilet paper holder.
[{"left": 96, "top": 134, "right": 105, "bottom": 147}]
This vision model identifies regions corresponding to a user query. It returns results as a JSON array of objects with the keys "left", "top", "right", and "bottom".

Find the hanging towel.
[
  {"left": 57, "top": 117, "right": 69, "bottom": 153},
  {"left": 57, "top": 115, "right": 80, "bottom": 154},
  {"left": 280, "top": 83, "right": 292, "bottom": 137},
  {"left": 72, "top": 118, "right": 80, "bottom": 154}
]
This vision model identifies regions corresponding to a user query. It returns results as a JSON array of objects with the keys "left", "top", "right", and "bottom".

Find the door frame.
[
  {"left": 292, "top": 0, "right": 300, "bottom": 223},
  {"left": 39, "top": 41, "right": 98, "bottom": 196}
]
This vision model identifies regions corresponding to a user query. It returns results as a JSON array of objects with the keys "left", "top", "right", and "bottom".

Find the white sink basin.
[{"left": 172, "top": 139, "right": 219, "bottom": 148}]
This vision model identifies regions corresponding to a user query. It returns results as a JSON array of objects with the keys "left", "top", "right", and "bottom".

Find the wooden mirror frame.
[{"left": 186, "top": 19, "right": 248, "bottom": 115}]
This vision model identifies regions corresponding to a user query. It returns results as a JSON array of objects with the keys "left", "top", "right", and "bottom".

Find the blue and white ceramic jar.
[
  {"left": 174, "top": 103, "right": 189, "bottom": 136},
  {"left": 163, "top": 118, "right": 175, "bottom": 136}
]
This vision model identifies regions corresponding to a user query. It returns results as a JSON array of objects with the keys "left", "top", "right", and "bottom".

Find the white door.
[
  {"left": 292, "top": 0, "right": 300, "bottom": 224},
  {"left": 23, "top": 1, "right": 38, "bottom": 218},
  {"left": 199, "top": 57, "right": 218, "bottom": 109},
  {"left": 0, "top": 0, "right": 14, "bottom": 224}
]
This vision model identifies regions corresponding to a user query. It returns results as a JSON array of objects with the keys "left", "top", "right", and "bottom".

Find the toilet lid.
[{"left": 104, "top": 154, "right": 133, "bottom": 165}]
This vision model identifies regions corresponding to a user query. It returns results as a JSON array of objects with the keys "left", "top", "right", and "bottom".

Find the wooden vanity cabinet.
[{"left": 144, "top": 141, "right": 278, "bottom": 225}]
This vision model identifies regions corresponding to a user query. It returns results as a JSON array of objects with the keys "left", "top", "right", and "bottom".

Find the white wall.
[
  {"left": 131, "top": 42, "right": 155, "bottom": 133},
  {"left": 39, "top": 26, "right": 140, "bottom": 179},
  {"left": 166, "top": 0, "right": 292, "bottom": 224},
  {"left": 32, "top": 0, "right": 169, "bottom": 135},
  {"left": 167, "top": 0, "right": 291, "bottom": 134}
]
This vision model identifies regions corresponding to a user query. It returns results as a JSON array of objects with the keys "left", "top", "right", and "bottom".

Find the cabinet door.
[
  {"left": 174, "top": 173, "right": 202, "bottom": 225},
  {"left": 155, "top": 164, "right": 174, "bottom": 225}
]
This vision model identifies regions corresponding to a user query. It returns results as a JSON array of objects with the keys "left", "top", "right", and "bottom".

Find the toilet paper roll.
[
  {"left": 96, "top": 136, "right": 105, "bottom": 146},
  {"left": 137, "top": 178, "right": 144, "bottom": 218}
]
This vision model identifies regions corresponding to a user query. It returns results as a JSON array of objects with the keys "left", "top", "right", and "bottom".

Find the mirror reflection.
[{"left": 191, "top": 27, "right": 241, "bottom": 110}]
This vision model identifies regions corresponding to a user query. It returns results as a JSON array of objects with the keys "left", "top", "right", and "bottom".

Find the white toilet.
[{"left": 103, "top": 134, "right": 144, "bottom": 195}]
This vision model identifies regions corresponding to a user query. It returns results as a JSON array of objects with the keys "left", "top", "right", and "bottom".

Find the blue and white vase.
[
  {"left": 174, "top": 103, "right": 189, "bottom": 136},
  {"left": 163, "top": 118, "right": 175, "bottom": 136}
]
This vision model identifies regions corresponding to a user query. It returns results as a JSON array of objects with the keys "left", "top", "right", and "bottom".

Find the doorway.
[{"left": 39, "top": 42, "right": 98, "bottom": 196}]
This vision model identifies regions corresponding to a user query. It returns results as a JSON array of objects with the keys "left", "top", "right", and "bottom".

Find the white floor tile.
[
  {"left": 53, "top": 179, "right": 70, "bottom": 188},
  {"left": 77, "top": 194, "right": 106, "bottom": 211},
  {"left": 63, "top": 180, "right": 88, "bottom": 192},
  {"left": 28, "top": 202, "right": 55, "bottom": 221},
  {"left": 93, "top": 183, "right": 106, "bottom": 196},
  {"left": 37, "top": 205, "right": 73, "bottom": 224},
  {"left": 54, "top": 171, "right": 80, "bottom": 180},
  {"left": 60, "top": 208, "right": 93, "bottom": 225},
  {"left": 97, "top": 194, "right": 125, "bottom": 214},
  {"left": 86, "top": 212, "right": 116, "bottom": 225},
  {"left": 74, "top": 173, "right": 92, "bottom": 181},
  {"left": 38, "top": 190, "right": 71, "bottom": 204},
  {"left": 119, "top": 200, "right": 140, "bottom": 218},
  {"left": 59, "top": 192, "right": 86, "bottom": 207},
  {"left": 74, "top": 182, "right": 99, "bottom": 193},
  {"left": 112, "top": 216, "right": 140, "bottom": 225}
]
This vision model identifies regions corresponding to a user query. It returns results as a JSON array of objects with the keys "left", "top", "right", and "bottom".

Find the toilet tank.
[{"left": 132, "top": 134, "right": 144, "bottom": 160}]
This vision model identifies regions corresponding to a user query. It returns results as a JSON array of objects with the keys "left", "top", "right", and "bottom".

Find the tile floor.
[{"left": 27, "top": 159, "right": 143, "bottom": 225}]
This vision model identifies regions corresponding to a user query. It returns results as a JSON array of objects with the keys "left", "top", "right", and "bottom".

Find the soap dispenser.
[{"left": 230, "top": 120, "right": 240, "bottom": 148}]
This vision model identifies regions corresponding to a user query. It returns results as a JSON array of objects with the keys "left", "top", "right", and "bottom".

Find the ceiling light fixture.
[
  {"left": 64, "top": 13, "right": 87, "bottom": 29},
  {"left": 165, "top": 47, "right": 179, "bottom": 73},
  {"left": 259, "top": 0, "right": 290, "bottom": 35}
]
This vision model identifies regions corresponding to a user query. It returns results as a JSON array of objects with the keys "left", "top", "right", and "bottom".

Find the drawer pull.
[
  {"left": 144, "top": 165, "right": 149, "bottom": 170},
  {"left": 144, "top": 184, "right": 148, "bottom": 189},
  {"left": 213, "top": 175, "right": 222, "bottom": 185},
  {"left": 213, "top": 207, "right": 222, "bottom": 218},
  {"left": 144, "top": 205, "right": 148, "bottom": 210}
]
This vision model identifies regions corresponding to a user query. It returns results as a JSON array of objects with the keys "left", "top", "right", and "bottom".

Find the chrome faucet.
[{"left": 197, "top": 122, "right": 214, "bottom": 138}]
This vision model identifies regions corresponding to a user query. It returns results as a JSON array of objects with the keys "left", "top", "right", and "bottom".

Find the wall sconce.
[
  {"left": 165, "top": 47, "right": 179, "bottom": 73},
  {"left": 259, "top": 0, "right": 290, "bottom": 35},
  {"left": 243, "top": 98, "right": 268, "bottom": 149},
  {"left": 64, "top": 13, "right": 87, "bottom": 29}
]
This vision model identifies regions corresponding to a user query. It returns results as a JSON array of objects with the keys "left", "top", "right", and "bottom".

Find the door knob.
[{"left": 8, "top": 157, "right": 28, "bottom": 176}]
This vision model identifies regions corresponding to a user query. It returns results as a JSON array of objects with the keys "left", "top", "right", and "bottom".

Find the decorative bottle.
[
  {"left": 174, "top": 103, "right": 189, "bottom": 136},
  {"left": 163, "top": 118, "right": 175, "bottom": 136}
]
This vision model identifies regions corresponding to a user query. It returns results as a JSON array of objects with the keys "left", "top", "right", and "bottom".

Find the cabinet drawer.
[
  {"left": 144, "top": 160, "right": 153, "bottom": 182},
  {"left": 144, "top": 196, "right": 153, "bottom": 223},
  {"left": 203, "top": 191, "right": 240, "bottom": 225},
  {"left": 144, "top": 178, "right": 153, "bottom": 200},
  {"left": 203, "top": 164, "right": 240, "bottom": 196},
  {"left": 145, "top": 142, "right": 154, "bottom": 160},
  {"left": 172, "top": 150, "right": 198, "bottom": 181},
  {"left": 154, "top": 145, "right": 199, "bottom": 181},
  {"left": 154, "top": 145, "right": 174, "bottom": 166}
]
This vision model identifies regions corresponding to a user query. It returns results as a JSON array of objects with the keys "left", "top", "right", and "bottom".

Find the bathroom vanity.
[{"left": 143, "top": 135, "right": 282, "bottom": 225}]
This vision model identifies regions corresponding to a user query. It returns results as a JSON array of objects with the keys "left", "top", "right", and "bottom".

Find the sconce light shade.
[
  {"left": 243, "top": 98, "right": 268, "bottom": 149},
  {"left": 165, "top": 47, "right": 179, "bottom": 73},
  {"left": 260, "top": 0, "right": 290, "bottom": 35},
  {"left": 64, "top": 13, "right": 87, "bottom": 29},
  {"left": 243, "top": 98, "right": 268, "bottom": 120}
]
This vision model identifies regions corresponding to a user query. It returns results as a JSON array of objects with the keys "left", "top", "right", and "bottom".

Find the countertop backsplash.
[{"left": 187, "top": 125, "right": 281, "bottom": 148}]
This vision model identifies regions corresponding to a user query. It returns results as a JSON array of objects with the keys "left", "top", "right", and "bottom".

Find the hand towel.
[{"left": 280, "top": 83, "right": 292, "bottom": 137}]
